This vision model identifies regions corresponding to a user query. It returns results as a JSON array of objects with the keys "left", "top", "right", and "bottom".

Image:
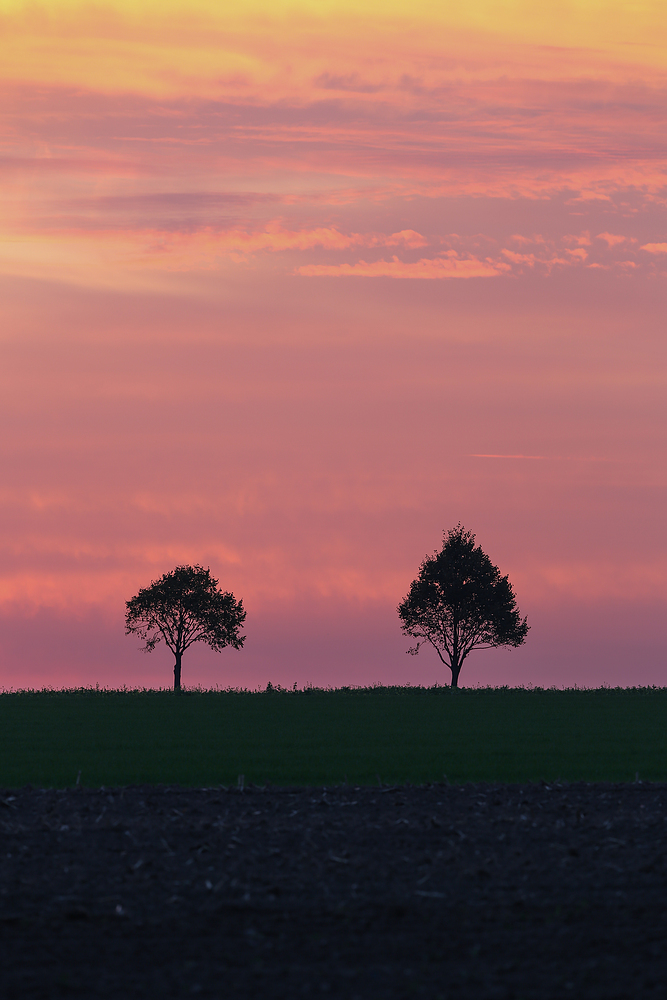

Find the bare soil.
[{"left": 1, "top": 782, "right": 666, "bottom": 998}]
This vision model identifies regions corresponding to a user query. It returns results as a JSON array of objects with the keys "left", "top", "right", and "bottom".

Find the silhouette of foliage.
[
  {"left": 125, "top": 565, "right": 246, "bottom": 691},
  {"left": 398, "top": 525, "right": 528, "bottom": 688}
]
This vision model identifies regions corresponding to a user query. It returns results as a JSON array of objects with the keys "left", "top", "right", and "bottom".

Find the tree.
[
  {"left": 125, "top": 565, "right": 246, "bottom": 691},
  {"left": 397, "top": 525, "right": 528, "bottom": 688}
]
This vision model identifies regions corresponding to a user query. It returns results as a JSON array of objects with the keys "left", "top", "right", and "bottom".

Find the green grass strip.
[{"left": 0, "top": 686, "right": 665, "bottom": 787}]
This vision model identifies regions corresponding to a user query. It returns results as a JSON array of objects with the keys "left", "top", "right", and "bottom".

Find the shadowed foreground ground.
[{"left": 0, "top": 782, "right": 665, "bottom": 998}]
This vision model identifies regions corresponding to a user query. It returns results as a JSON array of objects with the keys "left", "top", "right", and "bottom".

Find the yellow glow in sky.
[{"left": 1, "top": 0, "right": 666, "bottom": 99}]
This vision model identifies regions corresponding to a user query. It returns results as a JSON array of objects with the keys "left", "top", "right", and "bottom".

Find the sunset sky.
[{"left": 1, "top": 0, "right": 666, "bottom": 689}]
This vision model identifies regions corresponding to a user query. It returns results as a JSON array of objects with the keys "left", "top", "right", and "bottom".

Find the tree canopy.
[
  {"left": 125, "top": 565, "right": 246, "bottom": 691},
  {"left": 397, "top": 525, "right": 528, "bottom": 688}
]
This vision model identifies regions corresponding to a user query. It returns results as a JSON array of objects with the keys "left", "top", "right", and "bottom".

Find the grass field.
[{"left": 0, "top": 686, "right": 665, "bottom": 788}]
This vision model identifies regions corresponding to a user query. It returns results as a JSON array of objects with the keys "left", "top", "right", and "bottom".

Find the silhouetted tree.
[
  {"left": 125, "top": 565, "right": 246, "bottom": 691},
  {"left": 397, "top": 525, "right": 528, "bottom": 688}
]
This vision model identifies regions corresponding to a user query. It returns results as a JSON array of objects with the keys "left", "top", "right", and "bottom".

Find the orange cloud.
[
  {"left": 384, "top": 230, "right": 429, "bottom": 248},
  {"left": 597, "top": 232, "right": 626, "bottom": 246},
  {"left": 297, "top": 254, "right": 504, "bottom": 279},
  {"left": 563, "top": 232, "right": 591, "bottom": 247},
  {"left": 5, "top": 220, "right": 662, "bottom": 290},
  {"left": 0, "top": 223, "right": 434, "bottom": 286},
  {"left": 502, "top": 249, "right": 536, "bottom": 266}
]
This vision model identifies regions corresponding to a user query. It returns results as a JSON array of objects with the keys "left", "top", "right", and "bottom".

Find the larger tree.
[
  {"left": 397, "top": 525, "right": 528, "bottom": 688},
  {"left": 125, "top": 565, "right": 246, "bottom": 691}
]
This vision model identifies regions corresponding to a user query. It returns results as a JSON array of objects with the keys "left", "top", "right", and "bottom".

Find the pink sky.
[{"left": 1, "top": 1, "right": 666, "bottom": 689}]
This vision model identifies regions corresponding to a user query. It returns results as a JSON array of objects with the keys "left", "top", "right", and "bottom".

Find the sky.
[{"left": 1, "top": 0, "right": 666, "bottom": 690}]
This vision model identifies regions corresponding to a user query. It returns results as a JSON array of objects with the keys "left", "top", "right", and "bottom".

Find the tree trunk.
[
  {"left": 174, "top": 652, "right": 182, "bottom": 692},
  {"left": 450, "top": 628, "right": 460, "bottom": 688}
]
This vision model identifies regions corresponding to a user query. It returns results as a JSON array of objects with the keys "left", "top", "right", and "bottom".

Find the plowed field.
[{"left": 1, "top": 782, "right": 665, "bottom": 998}]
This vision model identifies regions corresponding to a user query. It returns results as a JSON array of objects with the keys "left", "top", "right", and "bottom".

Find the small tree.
[
  {"left": 397, "top": 525, "right": 528, "bottom": 688},
  {"left": 125, "top": 565, "right": 246, "bottom": 691}
]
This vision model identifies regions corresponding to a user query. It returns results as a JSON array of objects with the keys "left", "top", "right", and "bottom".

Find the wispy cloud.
[
  {"left": 469, "top": 454, "right": 613, "bottom": 462},
  {"left": 297, "top": 254, "right": 504, "bottom": 279}
]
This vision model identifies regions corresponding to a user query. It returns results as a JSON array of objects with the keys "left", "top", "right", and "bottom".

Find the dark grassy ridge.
[{"left": 0, "top": 685, "right": 665, "bottom": 787}]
